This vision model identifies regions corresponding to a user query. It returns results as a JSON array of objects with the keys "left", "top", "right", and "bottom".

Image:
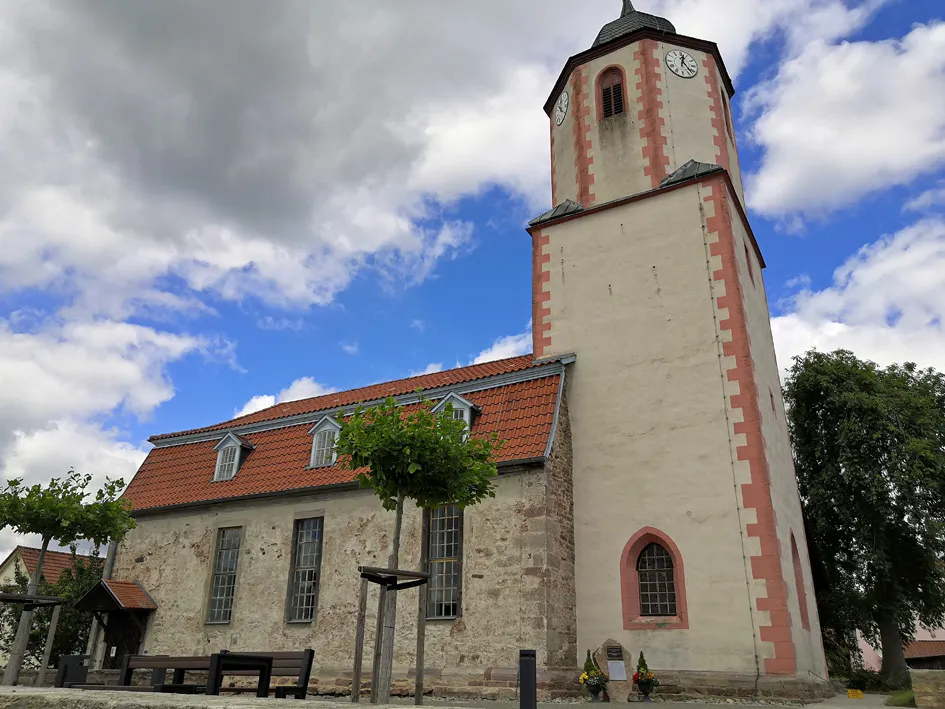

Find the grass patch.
[{"left": 885, "top": 689, "right": 915, "bottom": 707}]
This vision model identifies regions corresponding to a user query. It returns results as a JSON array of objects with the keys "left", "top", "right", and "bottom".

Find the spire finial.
[{"left": 621, "top": 0, "right": 635, "bottom": 16}]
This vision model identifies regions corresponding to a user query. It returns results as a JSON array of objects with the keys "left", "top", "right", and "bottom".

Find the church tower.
[{"left": 530, "top": 2, "right": 829, "bottom": 689}]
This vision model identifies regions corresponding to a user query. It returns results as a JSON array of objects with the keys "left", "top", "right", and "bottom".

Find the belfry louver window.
[{"left": 601, "top": 70, "right": 625, "bottom": 119}]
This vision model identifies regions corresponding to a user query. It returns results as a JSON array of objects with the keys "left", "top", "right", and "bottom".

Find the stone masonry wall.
[
  {"left": 913, "top": 670, "right": 945, "bottom": 709},
  {"left": 110, "top": 463, "right": 580, "bottom": 700}
]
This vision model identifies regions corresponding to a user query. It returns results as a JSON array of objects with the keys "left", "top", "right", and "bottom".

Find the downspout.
[{"left": 85, "top": 540, "right": 118, "bottom": 670}]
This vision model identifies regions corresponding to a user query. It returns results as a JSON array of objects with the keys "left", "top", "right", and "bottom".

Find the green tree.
[
  {"left": 783, "top": 350, "right": 945, "bottom": 688},
  {"left": 0, "top": 550, "right": 104, "bottom": 668},
  {"left": 335, "top": 396, "right": 502, "bottom": 701},
  {"left": 0, "top": 471, "right": 135, "bottom": 685}
]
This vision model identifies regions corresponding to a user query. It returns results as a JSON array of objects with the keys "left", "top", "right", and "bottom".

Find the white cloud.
[
  {"left": 410, "top": 320, "right": 426, "bottom": 332},
  {"left": 341, "top": 342, "right": 359, "bottom": 356},
  {"left": 234, "top": 377, "right": 337, "bottom": 418},
  {"left": 773, "top": 218, "right": 945, "bottom": 374},
  {"left": 410, "top": 363, "right": 444, "bottom": 377},
  {"left": 747, "top": 22, "right": 945, "bottom": 217},
  {"left": 471, "top": 323, "right": 533, "bottom": 365},
  {"left": 905, "top": 182, "right": 945, "bottom": 212}
]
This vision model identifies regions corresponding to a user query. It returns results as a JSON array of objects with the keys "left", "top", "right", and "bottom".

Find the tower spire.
[{"left": 621, "top": 0, "right": 635, "bottom": 16}]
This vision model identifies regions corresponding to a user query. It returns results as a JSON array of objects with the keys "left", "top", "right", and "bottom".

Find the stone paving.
[{"left": 0, "top": 686, "right": 890, "bottom": 709}]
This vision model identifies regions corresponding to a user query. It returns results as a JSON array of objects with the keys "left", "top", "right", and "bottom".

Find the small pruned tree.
[
  {"left": 0, "top": 471, "right": 136, "bottom": 685},
  {"left": 335, "top": 395, "right": 503, "bottom": 701},
  {"left": 784, "top": 350, "right": 945, "bottom": 689}
]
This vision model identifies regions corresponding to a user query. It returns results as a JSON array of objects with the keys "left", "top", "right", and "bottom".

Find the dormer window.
[
  {"left": 309, "top": 416, "right": 341, "bottom": 468},
  {"left": 432, "top": 392, "right": 477, "bottom": 433},
  {"left": 212, "top": 433, "right": 253, "bottom": 482}
]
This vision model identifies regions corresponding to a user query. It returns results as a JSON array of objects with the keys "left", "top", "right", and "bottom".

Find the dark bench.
[
  {"left": 216, "top": 650, "right": 314, "bottom": 699},
  {"left": 71, "top": 655, "right": 211, "bottom": 693}
]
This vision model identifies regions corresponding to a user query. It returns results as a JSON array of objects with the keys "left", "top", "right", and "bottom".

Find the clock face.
[
  {"left": 666, "top": 50, "right": 698, "bottom": 79},
  {"left": 554, "top": 91, "right": 570, "bottom": 126}
]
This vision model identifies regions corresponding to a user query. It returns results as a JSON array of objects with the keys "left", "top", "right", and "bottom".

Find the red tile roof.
[
  {"left": 151, "top": 354, "right": 540, "bottom": 441},
  {"left": 905, "top": 640, "right": 945, "bottom": 659},
  {"left": 124, "top": 356, "right": 564, "bottom": 512},
  {"left": 3, "top": 547, "right": 93, "bottom": 585},
  {"left": 103, "top": 579, "right": 157, "bottom": 610}
]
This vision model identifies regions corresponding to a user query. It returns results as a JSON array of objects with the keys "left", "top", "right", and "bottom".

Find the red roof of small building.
[
  {"left": 905, "top": 640, "right": 945, "bottom": 659},
  {"left": 103, "top": 579, "right": 157, "bottom": 610},
  {"left": 2, "top": 547, "right": 93, "bottom": 585},
  {"left": 123, "top": 355, "right": 566, "bottom": 512}
]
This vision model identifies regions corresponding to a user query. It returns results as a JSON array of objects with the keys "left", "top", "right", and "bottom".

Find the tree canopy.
[
  {"left": 783, "top": 350, "right": 945, "bottom": 687},
  {"left": 0, "top": 470, "right": 135, "bottom": 685},
  {"left": 336, "top": 396, "right": 502, "bottom": 513}
]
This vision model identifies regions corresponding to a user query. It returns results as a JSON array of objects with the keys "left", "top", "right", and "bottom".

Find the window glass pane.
[
  {"left": 216, "top": 446, "right": 238, "bottom": 480},
  {"left": 426, "top": 504, "right": 461, "bottom": 619},
  {"left": 288, "top": 518, "right": 323, "bottom": 622},
  {"left": 208, "top": 527, "right": 241, "bottom": 622},
  {"left": 313, "top": 429, "right": 336, "bottom": 466},
  {"left": 637, "top": 543, "right": 677, "bottom": 617}
]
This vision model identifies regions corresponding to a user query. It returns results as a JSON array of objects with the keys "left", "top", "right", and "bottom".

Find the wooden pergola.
[{"left": 0, "top": 592, "right": 66, "bottom": 686}]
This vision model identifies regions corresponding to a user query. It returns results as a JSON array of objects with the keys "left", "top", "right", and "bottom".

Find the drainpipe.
[{"left": 85, "top": 540, "right": 118, "bottom": 670}]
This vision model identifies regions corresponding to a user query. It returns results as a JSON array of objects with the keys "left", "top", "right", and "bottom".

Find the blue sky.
[{"left": 1, "top": 0, "right": 944, "bottom": 557}]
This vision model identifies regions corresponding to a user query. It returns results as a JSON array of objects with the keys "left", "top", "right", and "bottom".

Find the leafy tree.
[
  {"left": 0, "top": 471, "right": 135, "bottom": 685},
  {"left": 0, "top": 550, "right": 104, "bottom": 668},
  {"left": 335, "top": 396, "right": 502, "bottom": 701},
  {"left": 784, "top": 350, "right": 945, "bottom": 688}
]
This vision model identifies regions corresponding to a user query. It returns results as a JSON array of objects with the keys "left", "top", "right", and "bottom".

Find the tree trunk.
[
  {"left": 878, "top": 613, "right": 911, "bottom": 689},
  {"left": 376, "top": 495, "right": 405, "bottom": 703},
  {"left": 3, "top": 536, "right": 50, "bottom": 686}
]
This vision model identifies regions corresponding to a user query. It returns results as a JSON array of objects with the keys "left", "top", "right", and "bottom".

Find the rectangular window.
[
  {"left": 215, "top": 446, "right": 238, "bottom": 481},
  {"left": 207, "top": 527, "right": 241, "bottom": 623},
  {"left": 452, "top": 408, "right": 465, "bottom": 422},
  {"left": 312, "top": 430, "right": 336, "bottom": 467},
  {"left": 287, "top": 517, "right": 324, "bottom": 622},
  {"left": 425, "top": 505, "right": 462, "bottom": 619}
]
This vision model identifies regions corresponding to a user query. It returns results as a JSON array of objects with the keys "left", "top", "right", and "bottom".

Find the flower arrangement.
[
  {"left": 580, "top": 650, "right": 608, "bottom": 694},
  {"left": 632, "top": 651, "right": 660, "bottom": 688}
]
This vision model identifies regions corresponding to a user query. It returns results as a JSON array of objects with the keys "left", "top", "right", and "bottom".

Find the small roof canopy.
[{"left": 74, "top": 579, "right": 157, "bottom": 612}]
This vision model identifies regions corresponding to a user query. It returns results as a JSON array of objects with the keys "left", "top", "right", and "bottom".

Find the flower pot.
[
  {"left": 637, "top": 680, "right": 655, "bottom": 702},
  {"left": 589, "top": 686, "right": 603, "bottom": 702}
]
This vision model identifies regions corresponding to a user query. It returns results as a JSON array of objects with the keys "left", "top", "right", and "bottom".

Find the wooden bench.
[
  {"left": 216, "top": 650, "right": 314, "bottom": 699},
  {"left": 71, "top": 655, "right": 212, "bottom": 693}
]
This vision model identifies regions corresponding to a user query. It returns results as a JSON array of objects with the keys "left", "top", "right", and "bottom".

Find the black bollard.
[{"left": 519, "top": 649, "right": 537, "bottom": 709}]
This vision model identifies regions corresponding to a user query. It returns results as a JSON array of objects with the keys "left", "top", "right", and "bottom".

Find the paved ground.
[{"left": 0, "top": 686, "right": 891, "bottom": 709}]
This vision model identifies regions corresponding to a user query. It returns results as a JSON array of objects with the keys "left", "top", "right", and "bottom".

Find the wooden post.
[
  {"left": 369, "top": 585, "right": 387, "bottom": 703},
  {"left": 414, "top": 579, "right": 427, "bottom": 703},
  {"left": 34, "top": 604, "right": 61, "bottom": 687},
  {"left": 351, "top": 578, "right": 369, "bottom": 703}
]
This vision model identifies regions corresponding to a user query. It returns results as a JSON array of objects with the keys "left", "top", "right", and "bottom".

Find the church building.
[{"left": 95, "top": 2, "right": 831, "bottom": 699}]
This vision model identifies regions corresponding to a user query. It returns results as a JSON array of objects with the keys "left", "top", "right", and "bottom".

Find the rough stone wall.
[
  {"left": 541, "top": 392, "right": 576, "bottom": 669},
  {"left": 913, "top": 670, "right": 945, "bottom": 708},
  {"left": 110, "top": 467, "right": 573, "bottom": 696}
]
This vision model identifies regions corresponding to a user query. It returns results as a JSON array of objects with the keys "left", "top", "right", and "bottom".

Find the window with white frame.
[
  {"left": 425, "top": 504, "right": 463, "bottom": 619},
  {"left": 309, "top": 417, "right": 340, "bottom": 468},
  {"left": 214, "top": 446, "right": 239, "bottom": 481},
  {"left": 452, "top": 407, "right": 467, "bottom": 424},
  {"left": 286, "top": 517, "right": 324, "bottom": 622},
  {"left": 207, "top": 527, "right": 241, "bottom": 623}
]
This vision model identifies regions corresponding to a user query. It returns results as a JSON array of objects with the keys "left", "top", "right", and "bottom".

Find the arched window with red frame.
[
  {"left": 599, "top": 68, "right": 626, "bottom": 119},
  {"left": 620, "top": 527, "right": 689, "bottom": 630}
]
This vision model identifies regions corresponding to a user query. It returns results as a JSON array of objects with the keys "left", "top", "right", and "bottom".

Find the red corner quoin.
[
  {"left": 571, "top": 67, "right": 595, "bottom": 208},
  {"left": 635, "top": 39, "right": 670, "bottom": 189},
  {"left": 531, "top": 229, "right": 552, "bottom": 358},
  {"left": 703, "top": 55, "right": 732, "bottom": 175},
  {"left": 703, "top": 174, "right": 797, "bottom": 675}
]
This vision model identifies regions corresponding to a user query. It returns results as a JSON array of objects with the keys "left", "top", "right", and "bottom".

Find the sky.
[{"left": 1, "top": 0, "right": 944, "bottom": 561}]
